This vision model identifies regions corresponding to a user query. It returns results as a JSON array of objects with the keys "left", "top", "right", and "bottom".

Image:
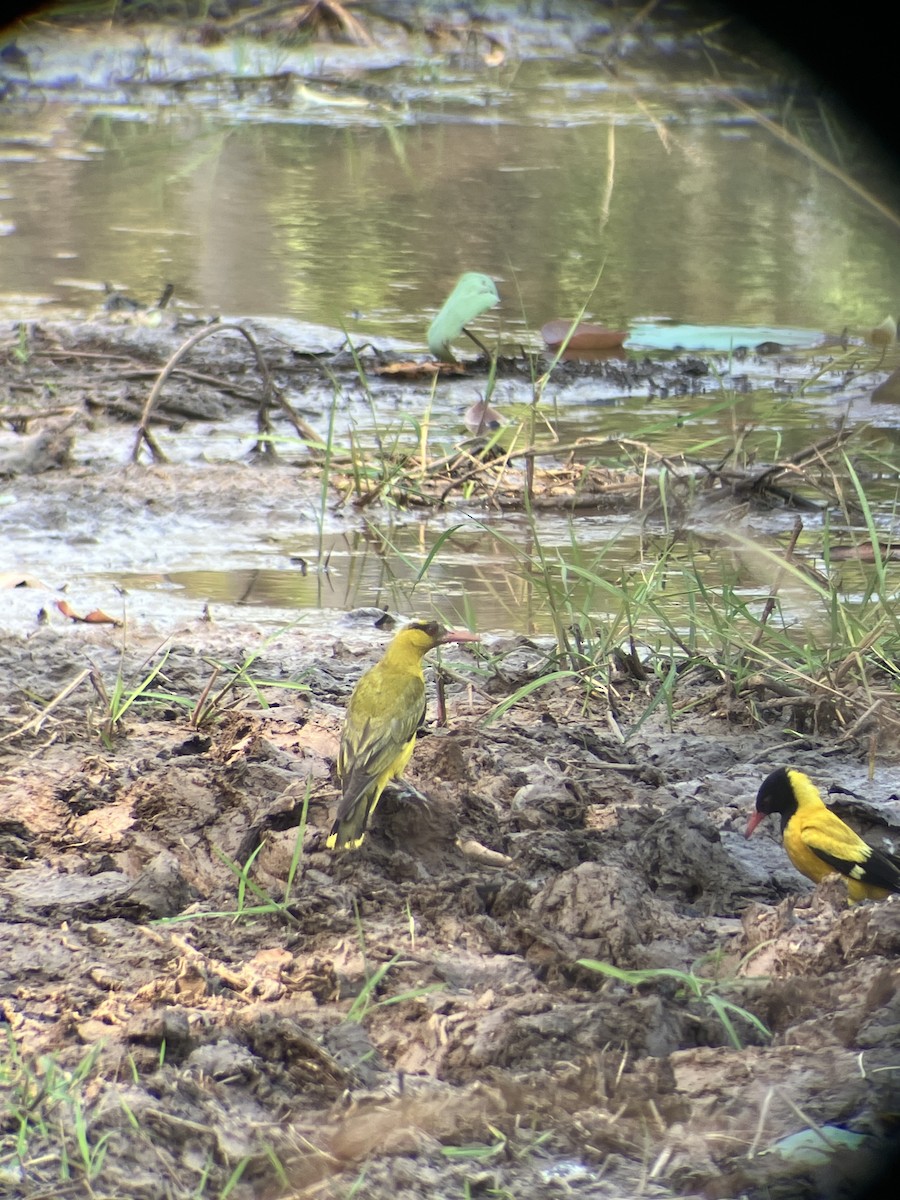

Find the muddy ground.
[{"left": 2, "top": 317, "right": 900, "bottom": 1200}]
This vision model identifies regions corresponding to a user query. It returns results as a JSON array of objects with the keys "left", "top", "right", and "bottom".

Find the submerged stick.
[{"left": 749, "top": 518, "right": 803, "bottom": 647}]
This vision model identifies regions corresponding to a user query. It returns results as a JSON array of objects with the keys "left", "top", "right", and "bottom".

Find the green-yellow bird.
[
  {"left": 746, "top": 767, "right": 900, "bottom": 903},
  {"left": 327, "top": 619, "right": 479, "bottom": 851}
]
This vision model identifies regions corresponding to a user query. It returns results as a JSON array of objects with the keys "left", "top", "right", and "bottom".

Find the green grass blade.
[{"left": 481, "top": 670, "right": 578, "bottom": 726}]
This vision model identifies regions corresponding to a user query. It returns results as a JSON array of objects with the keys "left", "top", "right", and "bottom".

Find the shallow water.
[
  {"left": 2, "top": 12, "right": 900, "bottom": 636},
  {"left": 2, "top": 36, "right": 899, "bottom": 339}
]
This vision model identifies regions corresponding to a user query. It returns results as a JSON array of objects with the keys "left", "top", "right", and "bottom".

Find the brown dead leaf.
[
  {"left": 55, "top": 599, "right": 122, "bottom": 626},
  {"left": 84, "top": 608, "right": 121, "bottom": 624},
  {"left": 373, "top": 360, "right": 467, "bottom": 378}
]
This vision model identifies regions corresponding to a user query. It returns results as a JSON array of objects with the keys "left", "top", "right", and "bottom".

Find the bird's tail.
[{"left": 325, "top": 783, "right": 377, "bottom": 851}]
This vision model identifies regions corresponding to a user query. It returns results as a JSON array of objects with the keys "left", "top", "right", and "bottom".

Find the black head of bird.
[{"left": 745, "top": 766, "right": 795, "bottom": 837}]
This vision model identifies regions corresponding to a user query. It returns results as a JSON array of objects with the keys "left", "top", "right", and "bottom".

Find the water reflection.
[
  {"left": 3, "top": 37, "right": 900, "bottom": 638},
  {"left": 1, "top": 59, "right": 899, "bottom": 339}
]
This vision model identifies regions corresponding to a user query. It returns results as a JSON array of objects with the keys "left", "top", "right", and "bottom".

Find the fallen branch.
[
  {"left": 131, "top": 323, "right": 322, "bottom": 463},
  {"left": 749, "top": 518, "right": 803, "bottom": 647}
]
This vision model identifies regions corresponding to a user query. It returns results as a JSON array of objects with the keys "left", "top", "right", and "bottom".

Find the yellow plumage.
[
  {"left": 746, "top": 767, "right": 900, "bottom": 903},
  {"left": 326, "top": 619, "right": 478, "bottom": 851}
]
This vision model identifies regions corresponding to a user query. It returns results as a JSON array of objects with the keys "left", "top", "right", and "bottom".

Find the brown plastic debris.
[{"left": 541, "top": 318, "right": 628, "bottom": 352}]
